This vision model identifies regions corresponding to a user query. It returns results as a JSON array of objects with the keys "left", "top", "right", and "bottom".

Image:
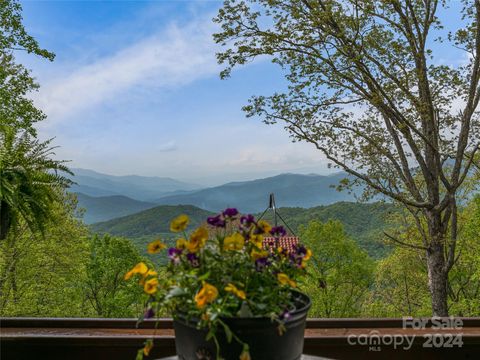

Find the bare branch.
[{"left": 384, "top": 231, "right": 428, "bottom": 251}]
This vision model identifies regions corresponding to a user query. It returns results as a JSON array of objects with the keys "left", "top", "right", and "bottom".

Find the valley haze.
[{"left": 70, "top": 168, "right": 362, "bottom": 224}]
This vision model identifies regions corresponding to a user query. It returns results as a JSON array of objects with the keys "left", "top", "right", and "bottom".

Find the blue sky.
[
  {"left": 20, "top": 0, "right": 465, "bottom": 185},
  {"left": 20, "top": 0, "right": 331, "bottom": 185}
]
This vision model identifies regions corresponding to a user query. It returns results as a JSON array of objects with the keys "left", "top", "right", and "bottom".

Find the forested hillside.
[
  {"left": 259, "top": 202, "right": 395, "bottom": 257},
  {"left": 91, "top": 205, "right": 214, "bottom": 237},
  {"left": 91, "top": 202, "right": 394, "bottom": 257}
]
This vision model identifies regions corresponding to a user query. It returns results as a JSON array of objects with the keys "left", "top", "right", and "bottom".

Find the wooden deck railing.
[{"left": 1, "top": 317, "right": 480, "bottom": 359}]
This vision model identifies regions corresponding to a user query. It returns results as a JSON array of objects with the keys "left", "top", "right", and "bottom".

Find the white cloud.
[
  {"left": 157, "top": 140, "right": 177, "bottom": 152},
  {"left": 34, "top": 20, "right": 219, "bottom": 124}
]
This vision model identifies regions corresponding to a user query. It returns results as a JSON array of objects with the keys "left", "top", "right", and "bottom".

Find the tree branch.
[{"left": 384, "top": 231, "right": 428, "bottom": 250}]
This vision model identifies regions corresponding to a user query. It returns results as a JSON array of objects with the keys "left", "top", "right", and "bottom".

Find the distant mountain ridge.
[
  {"left": 76, "top": 193, "right": 156, "bottom": 224},
  {"left": 70, "top": 169, "right": 364, "bottom": 223},
  {"left": 153, "top": 172, "right": 361, "bottom": 213},
  {"left": 68, "top": 168, "right": 201, "bottom": 200}
]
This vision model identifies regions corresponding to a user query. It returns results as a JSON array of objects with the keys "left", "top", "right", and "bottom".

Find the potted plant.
[{"left": 125, "top": 208, "right": 312, "bottom": 360}]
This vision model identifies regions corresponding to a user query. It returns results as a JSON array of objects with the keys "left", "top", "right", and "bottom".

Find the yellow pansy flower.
[
  {"left": 225, "top": 283, "right": 246, "bottom": 300},
  {"left": 249, "top": 233, "right": 264, "bottom": 249},
  {"left": 250, "top": 248, "right": 269, "bottom": 260},
  {"left": 170, "top": 214, "right": 189, "bottom": 232},
  {"left": 277, "top": 273, "right": 296, "bottom": 288},
  {"left": 139, "top": 269, "right": 158, "bottom": 285},
  {"left": 144, "top": 277, "right": 159, "bottom": 295},
  {"left": 176, "top": 238, "right": 188, "bottom": 249},
  {"left": 304, "top": 248, "right": 312, "bottom": 261},
  {"left": 194, "top": 282, "right": 218, "bottom": 309},
  {"left": 187, "top": 227, "right": 209, "bottom": 253},
  {"left": 223, "top": 232, "right": 245, "bottom": 251},
  {"left": 124, "top": 262, "right": 148, "bottom": 280},
  {"left": 147, "top": 239, "right": 167, "bottom": 254},
  {"left": 257, "top": 220, "right": 272, "bottom": 235}
]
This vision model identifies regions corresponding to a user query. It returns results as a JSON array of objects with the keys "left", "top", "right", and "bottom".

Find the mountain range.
[
  {"left": 68, "top": 168, "right": 201, "bottom": 200},
  {"left": 71, "top": 169, "right": 363, "bottom": 223},
  {"left": 153, "top": 173, "right": 361, "bottom": 213}
]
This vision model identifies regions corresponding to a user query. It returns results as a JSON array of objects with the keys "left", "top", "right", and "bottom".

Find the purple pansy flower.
[
  {"left": 222, "top": 208, "right": 239, "bottom": 217},
  {"left": 186, "top": 253, "right": 200, "bottom": 268},
  {"left": 207, "top": 214, "right": 226, "bottom": 228},
  {"left": 270, "top": 226, "right": 287, "bottom": 237},
  {"left": 286, "top": 245, "right": 308, "bottom": 268},
  {"left": 240, "top": 214, "right": 255, "bottom": 226},
  {"left": 288, "top": 253, "right": 303, "bottom": 268},
  {"left": 168, "top": 247, "right": 182, "bottom": 265},
  {"left": 296, "top": 245, "right": 307, "bottom": 257},
  {"left": 255, "top": 257, "right": 271, "bottom": 272},
  {"left": 144, "top": 307, "right": 155, "bottom": 319}
]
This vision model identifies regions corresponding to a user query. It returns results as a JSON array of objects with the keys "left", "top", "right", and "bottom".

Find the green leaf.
[
  {"left": 222, "top": 322, "right": 233, "bottom": 343},
  {"left": 165, "top": 286, "right": 186, "bottom": 299},
  {"left": 254, "top": 303, "right": 267, "bottom": 310},
  {"left": 198, "top": 272, "right": 211, "bottom": 281},
  {"left": 237, "top": 302, "right": 253, "bottom": 317}
]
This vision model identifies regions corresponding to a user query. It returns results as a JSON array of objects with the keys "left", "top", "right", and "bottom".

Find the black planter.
[{"left": 173, "top": 291, "right": 311, "bottom": 360}]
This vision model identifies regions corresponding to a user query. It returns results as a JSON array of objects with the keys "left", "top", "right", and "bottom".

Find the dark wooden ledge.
[{"left": 2, "top": 318, "right": 480, "bottom": 359}]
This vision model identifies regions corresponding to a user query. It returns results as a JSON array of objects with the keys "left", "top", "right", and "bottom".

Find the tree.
[
  {"left": 366, "top": 246, "right": 432, "bottom": 317},
  {"left": 83, "top": 234, "right": 145, "bottom": 317},
  {"left": 366, "top": 196, "right": 480, "bottom": 317},
  {"left": 0, "top": 127, "right": 72, "bottom": 240},
  {"left": 447, "top": 196, "right": 480, "bottom": 316},
  {"left": 0, "top": 0, "right": 54, "bottom": 135},
  {"left": 0, "top": 193, "right": 90, "bottom": 316},
  {"left": 300, "top": 220, "right": 374, "bottom": 317},
  {"left": 0, "top": 0, "right": 68, "bottom": 241},
  {"left": 214, "top": 0, "right": 480, "bottom": 316}
]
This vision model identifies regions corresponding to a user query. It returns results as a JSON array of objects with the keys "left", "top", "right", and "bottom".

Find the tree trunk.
[{"left": 426, "top": 241, "right": 449, "bottom": 316}]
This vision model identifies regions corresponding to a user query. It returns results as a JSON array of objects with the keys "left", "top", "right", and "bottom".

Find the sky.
[
  {"left": 19, "top": 0, "right": 332, "bottom": 186},
  {"left": 19, "top": 0, "right": 466, "bottom": 186}
]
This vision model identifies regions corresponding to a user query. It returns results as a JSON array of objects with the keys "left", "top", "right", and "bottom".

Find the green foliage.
[
  {"left": 0, "top": 193, "right": 89, "bottom": 316},
  {"left": 365, "top": 197, "right": 480, "bottom": 317},
  {"left": 0, "top": 194, "right": 149, "bottom": 318},
  {"left": 365, "top": 247, "right": 432, "bottom": 317},
  {"left": 0, "top": 1, "right": 71, "bottom": 241},
  {"left": 0, "top": 0, "right": 54, "bottom": 134},
  {"left": 448, "top": 196, "right": 480, "bottom": 316},
  {"left": 0, "top": 127, "right": 73, "bottom": 240},
  {"left": 0, "top": 0, "right": 54, "bottom": 58},
  {"left": 260, "top": 202, "right": 395, "bottom": 258},
  {"left": 299, "top": 220, "right": 375, "bottom": 317},
  {"left": 83, "top": 234, "right": 146, "bottom": 317},
  {"left": 92, "top": 202, "right": 394, "bottom": 258},
  {"left": 91, "top": 205, "right": 214, "bottom": 238}
]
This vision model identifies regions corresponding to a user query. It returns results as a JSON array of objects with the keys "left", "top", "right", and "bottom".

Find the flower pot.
[{"left": 173, "top": 291, "right": 311, "bottom": 360}]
